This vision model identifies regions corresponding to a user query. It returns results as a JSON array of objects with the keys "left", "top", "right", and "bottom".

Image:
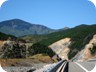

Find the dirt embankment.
[{"left": 0, "top": 41, "right": 4, "bottom": 46}]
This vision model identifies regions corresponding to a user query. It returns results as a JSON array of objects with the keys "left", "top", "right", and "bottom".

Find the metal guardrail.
[{"left": 44, "top": 60, "right": 68, "bottom": 72}]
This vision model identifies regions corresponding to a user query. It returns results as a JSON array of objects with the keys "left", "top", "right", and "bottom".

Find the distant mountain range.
[{"left": 0, "top": 19, "right": 56, "bottom": 37}]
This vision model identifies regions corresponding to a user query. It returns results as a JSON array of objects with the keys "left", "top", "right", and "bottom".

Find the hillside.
[
  {"left": 0, "top": 19, "right": 55, "bottom": 37},
  {"left": 0, "top": 32, "right": 16, "bottom": 40},
  {"left": 21, "top": 27, "right": 70, "bottom": 43},
  {"left": 21, "top": 35, "right": 47, "bottom": 43},
  {"left": 37, "top": 24, "right": 96, "bottom": 59},
  {"left": 40, "top": 25, "right": 95, "bottom": 45}
]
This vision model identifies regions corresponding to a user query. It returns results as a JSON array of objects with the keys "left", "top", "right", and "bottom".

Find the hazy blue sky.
[{"left": 0, "top": 0, "right": 96, "bottom": 29}]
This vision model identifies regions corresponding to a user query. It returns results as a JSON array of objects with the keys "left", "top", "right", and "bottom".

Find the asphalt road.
[
  {"left": 46, "top": 59, "right": 96, "bottom": 72},
  {"left": 69, "top": 62, "right": 96, "bottom": 72}
]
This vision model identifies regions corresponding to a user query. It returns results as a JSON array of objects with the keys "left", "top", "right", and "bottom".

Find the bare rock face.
[
  {"left": 73, "top": 34, "right": 96, "bottom": 62},
  {"left": 49, "top": 38, "right": 71, "bottom": 60}
]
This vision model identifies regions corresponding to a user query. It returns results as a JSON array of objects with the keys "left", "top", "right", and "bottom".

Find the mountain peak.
[{"left": 0, "top": 19, "right": 55, "bottom": 37}]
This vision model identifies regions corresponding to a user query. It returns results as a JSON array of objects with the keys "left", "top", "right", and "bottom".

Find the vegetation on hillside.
[
  {"left": 21, "top": 35, "right": 47, "bottom": 43},
  {"left": 0, "top": 32, "right": 16, "bottom": 40},
  {"left": 39, "top": 24, "right": 96, "bottom": 59},
  {"left": 28, "top": 43, "right": 56, "bottom": 57}
]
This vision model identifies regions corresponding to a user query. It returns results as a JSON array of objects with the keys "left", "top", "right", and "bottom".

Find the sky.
[{"left": 0, "top": 0, "right": 96, "bottom": 29}]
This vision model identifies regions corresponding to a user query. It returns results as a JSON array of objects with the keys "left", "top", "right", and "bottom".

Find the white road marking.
[
  {"left": 90, "top": 63, "right": 96, "bottom": 72},
  {"left": 75, "top": 62, "right": 96, "bottom": 72}
]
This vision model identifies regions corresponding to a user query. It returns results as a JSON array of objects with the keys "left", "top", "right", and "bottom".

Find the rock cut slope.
[
  {"left": 72, "top": 34, "right": 96, "bottom": 62},
  {"left": 49, "top": 34, "right": 96, "bottom": 62},
  {"left": 49, "top": 38, "right": 71, "bottom": 60}
]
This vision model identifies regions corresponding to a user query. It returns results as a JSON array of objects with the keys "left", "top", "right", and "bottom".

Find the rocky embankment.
[
  {"left": 49, "top": 38, "right": 71, "bottom": 60},
  {"left": 0, "top": 40, "right": 27, "bottom": 58}
]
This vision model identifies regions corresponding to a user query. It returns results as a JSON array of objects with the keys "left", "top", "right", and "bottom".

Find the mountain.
[
  {"left": 0, "top": 24, "right": 96, "bottom": 62},
  {"left": 0, "top": 19, "right": 55, "bottom": 37}
]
